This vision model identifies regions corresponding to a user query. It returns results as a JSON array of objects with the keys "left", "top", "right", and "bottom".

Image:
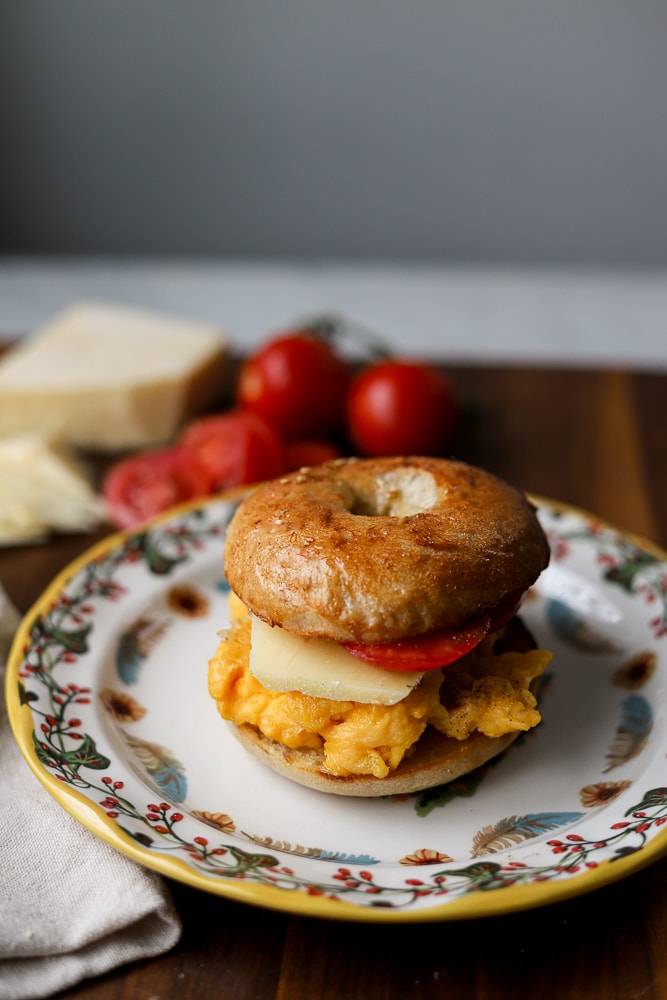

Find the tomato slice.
[
  {"left": 342, "top": 616, "right": 492, "bottom": 672},
  {"left": 180, "top": 410, "right": 286, "bottom": 490},
  {"left": 103, "top": 447, "right": 210, "bottom": 529}
]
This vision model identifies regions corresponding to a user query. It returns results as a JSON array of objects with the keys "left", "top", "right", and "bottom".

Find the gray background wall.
[{"left": 2, "top": 1, "right": 667, "bottom": 265}]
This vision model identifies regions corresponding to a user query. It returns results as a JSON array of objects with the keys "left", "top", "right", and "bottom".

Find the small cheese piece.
[
  {"left": 0, "top": 301, "right": 230, "bottom": 450},
  {"left": 0, "top": 434, "right": 105, "bottom": 544},
  {"left": 249, "top": 615, "right": 424, "bottom": 706}
]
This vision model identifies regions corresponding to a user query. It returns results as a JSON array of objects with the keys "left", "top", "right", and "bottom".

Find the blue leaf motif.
[
  {"left": 546, "top": 599, "right": 617, "bottom": 653},
  {"left": 604, "top": 694, "right": 653, "bottom": 772},
  {"left": 319, "top": 852, "right": 379, "bottom": 865},
  {"left": 116, "top": 615, "right": 170, "bottom": 685},
  {"left": 471, "top": 812, "right": 584, "bottom": 856},
  {"left": 122, "top": 733, "right": 188, "bottom": 802}
]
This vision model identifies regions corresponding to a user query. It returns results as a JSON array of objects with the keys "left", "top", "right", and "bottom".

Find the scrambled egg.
[{"left": 208, "top": 614, "right": 552, "bottom": 779}]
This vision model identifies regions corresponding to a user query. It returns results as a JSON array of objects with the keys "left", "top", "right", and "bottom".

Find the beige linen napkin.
[{"left": 0, "top": 585, "right": 182, "bottom": 1000}]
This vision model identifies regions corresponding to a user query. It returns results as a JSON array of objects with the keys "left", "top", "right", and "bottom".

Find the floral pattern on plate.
[{"left": 7, "top": 494, "right": 667, "bottom": 921}]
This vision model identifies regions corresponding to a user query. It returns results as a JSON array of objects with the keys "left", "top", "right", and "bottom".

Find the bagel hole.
[{"left": 349, "top": 468, "right": 439, "bottom": 517}]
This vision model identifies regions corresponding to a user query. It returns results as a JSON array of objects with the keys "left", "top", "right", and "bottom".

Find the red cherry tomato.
[
  {"left": 237, "top": 332, "right": 349, "bottom": 440},
  {"left": 103, "top": 447, "right": 210, "bottom": 529},
  {"left": 346, "top": 360, "right": 459, "bottom": 456},
  {"left": 285, "top": 439, "right": 343, "bottom": 470},
  {"left": 180, "top": 410, "right": 286, "bottom": 490},
  {"left": 342, "top": 616, "right": 491, "bottom": 673}
]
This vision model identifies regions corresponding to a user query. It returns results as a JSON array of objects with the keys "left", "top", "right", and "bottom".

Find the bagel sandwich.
[{"left": 208, "top": 456, "right": 553, "bottom": 796}]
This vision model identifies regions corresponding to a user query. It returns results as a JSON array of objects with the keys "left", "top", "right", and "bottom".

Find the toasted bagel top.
[{"left": 223, "top": 456, "right": 550, "bottom": 644}]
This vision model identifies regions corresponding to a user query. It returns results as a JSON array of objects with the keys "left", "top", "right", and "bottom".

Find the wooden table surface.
[{"left": 3, "top": 363, "right": 667, "bottom": 1000}]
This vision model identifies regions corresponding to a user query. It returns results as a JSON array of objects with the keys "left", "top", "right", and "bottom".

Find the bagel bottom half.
[
  {"left": 230, "top": 716, "right": 531, "bottom": 797},
  {"left": 212, "top": 617, "right": 547, "bottom": 798}
]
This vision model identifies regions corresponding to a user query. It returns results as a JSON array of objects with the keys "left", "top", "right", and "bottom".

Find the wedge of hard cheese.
[{"left": 0, "top": 301, "right": 230, "bottom": 450}]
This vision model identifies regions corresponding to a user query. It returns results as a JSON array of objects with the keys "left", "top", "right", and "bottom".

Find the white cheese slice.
[
  {"left": 249, "top": 615, "right": 424, "bottom": 706},
  {"left": 0, "top": 301, "right": 230, "bottom": 450},
  {"left": 0, "top": 434, "right": 104, "bottom": 544}
]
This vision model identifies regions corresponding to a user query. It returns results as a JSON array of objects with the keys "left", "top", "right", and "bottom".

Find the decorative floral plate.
[{"left": 6, "top": 493, "right": 667, "bottom": 922}]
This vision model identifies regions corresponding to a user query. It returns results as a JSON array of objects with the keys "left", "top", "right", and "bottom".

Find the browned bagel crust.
[{"left": 224, "top": 456, "right": 549, "bottom": 644}]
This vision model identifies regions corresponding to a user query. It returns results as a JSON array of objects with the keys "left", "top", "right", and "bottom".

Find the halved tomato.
[
  {"left": 342, "top": 616, "right": 492, "bottom": 672},
  {"left": 180, "top": 409, "right": 286, "bottom": 491},
  {"left": 103, "top": 447, "right": 210, "bottom": 529}
]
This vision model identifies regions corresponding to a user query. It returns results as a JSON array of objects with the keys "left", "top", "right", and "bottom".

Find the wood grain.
[
  {"left": 2, "top": 364, "right": 667, "bottom": 1000},
  {"left": 594, "top": 370, "right": 659, "bottom": 542}
]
